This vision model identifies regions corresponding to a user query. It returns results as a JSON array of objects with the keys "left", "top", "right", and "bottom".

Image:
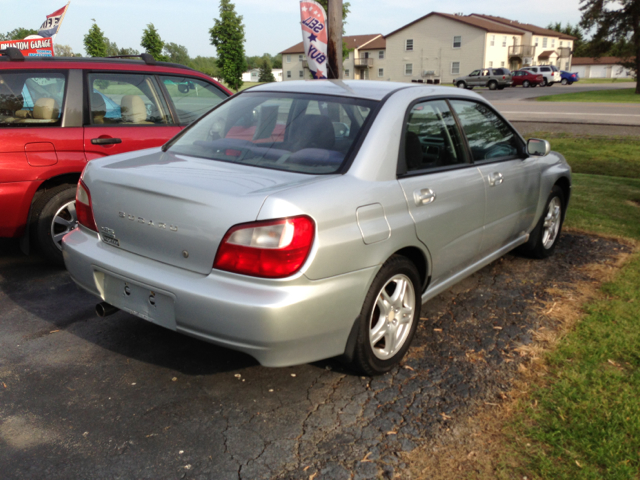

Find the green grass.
[
  {"left": 223, "top": 81, "right": 265, "bottom": 93},
  {"left": 536, "top": 88, "right": 640, "bottom": 103},
  {"left": 504, "top": 132, "right": 640, "bottom": 479},
  {"left": 578, "top": 78, "right": 635, "bottom": 84}
]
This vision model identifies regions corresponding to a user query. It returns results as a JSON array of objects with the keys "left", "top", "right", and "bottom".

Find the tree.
[
  {"left": 316, "top": 0, "right": 352, "bottom": 60},
  {"left": 141, "top": 23, "right": 169, "bottom": 62},
  {"left": 579, "top": 0, "right": 640, "bottom": 93},
  {"left": 164, "top": 42, "right": 190, "bottom": 65},
  {"left": 258, "top": 57, "right": 276, "bottom": 82},
  {"left": 272, "top": 53, "right": 282, "bottom": 69},
  {"left": 83, "top": 21, "right": 107, "bottom": 57},
  {"left": 188, "top": 56, "right": 220, "bottom": 78},
  {"left": 209, "top": 0, "right": 247, "bottom": 91},
  {"left": 118, "top": 47, "right": 140, "bottom": 56},
  {"left": 54, "top": 44, "right": 77, "bottom": 57},
  {"left": 0, "top": 27, "right": 38, "bottom": 41},
  {"left": 105, "top": 38, "right": 120, "bottom": 57},
  {"left": 547, "top": 22, "right": 588, "bottom": 56}
]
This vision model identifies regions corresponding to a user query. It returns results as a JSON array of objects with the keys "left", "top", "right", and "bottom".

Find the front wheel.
[
  {"left": 518, "top": 185, "right": 565, "bottom": 259},
  {"left": 456, "top": 81, "right": 466, "bottom": 89},
  {"left": 350, "top": 256, "right": 421, "bottom": 376},
  {"left": 32, "top": 184, "right": 78, "bottom": 266}
]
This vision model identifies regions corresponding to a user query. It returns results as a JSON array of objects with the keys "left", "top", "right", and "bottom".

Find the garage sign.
[{"left": 0, "top": 38, "right": 54, "bottom": 57}]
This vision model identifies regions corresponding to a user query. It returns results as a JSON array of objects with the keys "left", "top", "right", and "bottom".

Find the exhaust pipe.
[{"left": 96, "top": 302, "right": 119, "bottom": 318}]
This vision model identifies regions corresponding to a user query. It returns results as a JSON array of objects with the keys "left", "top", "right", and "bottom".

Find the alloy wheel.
[
  {"left": 542, "top": 197, "right": 561, "bottom": 249},
  {"left": 51, "top": 200, "right": 78, "bottom": 251}
]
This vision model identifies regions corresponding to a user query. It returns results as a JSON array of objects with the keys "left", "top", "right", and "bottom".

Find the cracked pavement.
[{"left": 0, "top": 233, "right": 629, "bottom": 479}]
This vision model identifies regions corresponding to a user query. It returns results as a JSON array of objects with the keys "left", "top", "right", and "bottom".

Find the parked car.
[
  {"left": 454, "top": 68, "right": 512, "bottom": 90},
  {"left": 62, "top": 81, "right": 571, "bottom": 375},
  {"left": 520, "top": 65, "right": 560, "bottom": 86},
  {"left": 560, "top": 71, "right": 580, "bottom": 85},
  {"left": 511, "top": 70, "right": 544, "bottom": 88},
  {"left": 0, "top": 49, "right": 231, "bottom": 264}
]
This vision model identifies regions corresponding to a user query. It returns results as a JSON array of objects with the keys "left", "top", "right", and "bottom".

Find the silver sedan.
[{"left": 62, "top": 81, "right": 571, "bottom": 375}]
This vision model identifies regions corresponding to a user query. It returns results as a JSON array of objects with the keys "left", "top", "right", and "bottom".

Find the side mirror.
[{"left": 527, "top": 138, "right": 550, "bottom": 156}]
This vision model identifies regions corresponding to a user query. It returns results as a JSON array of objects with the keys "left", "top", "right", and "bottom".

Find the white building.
[
  {"left": 241, "top": 68, "right": 284, "bottom": 83},
  {"left": 571, "top": 57, "right": 633, "bottom": 79}
]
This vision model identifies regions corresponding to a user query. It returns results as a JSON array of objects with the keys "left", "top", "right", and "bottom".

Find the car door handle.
[
  {"left": 413, "top": 188, "right": 436, "bottom": 206},
  {"left": 91, "top": 137, "right": 122, "bottom": 145},
  {"left": 489, "top": 172, "right": 504, "bottom": 186}
]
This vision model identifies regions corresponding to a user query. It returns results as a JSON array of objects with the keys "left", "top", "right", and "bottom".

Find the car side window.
[
  {"left": 450, "top": 100, "right": 522, "bottom": 162},
  {"left": 469, "top": 70, "right": 480, "bottom": 77},
  {"left": 0, "top": 72, "right": 66, "bottom": 127},
  {"left": 402, "top": 100, "right": 468, "bottom": 173},
  {"left": 88, "top": 73, "right": 173, "bottom": 126},
  {"left": 161, "top": 76, "right": 227, "bottom": 125}
]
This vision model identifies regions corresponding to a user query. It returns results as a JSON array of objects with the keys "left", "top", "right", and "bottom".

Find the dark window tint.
[
  {"left": 0, "top": 72, "right": 65, "bottom": 127},
  {"left": 540, "top": 67, "right": 551, "bottom": 72},
  {"left": 403, "top": 100, "right": 468, "bottom": 172},
  {"left": 88, "top": 73, "right": 173, "bottom": 125},
  {"left": 161, "top": 76, "right": 227, "bottom": 125},
  {"left": 450, "top": 100, "right": 521, "bottom": 162}
]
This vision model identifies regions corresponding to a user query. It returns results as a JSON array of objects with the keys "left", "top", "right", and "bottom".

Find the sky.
[{"left": 0, "top": 0, "right": 584, "bottom": 58}]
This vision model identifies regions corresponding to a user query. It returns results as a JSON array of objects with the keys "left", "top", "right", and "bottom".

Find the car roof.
[
  {"left": 0, "top": 56, "right": 196, "bottom": 72},
  {"left": 244, "top": 80, "right": 455, "bottom": 101}
]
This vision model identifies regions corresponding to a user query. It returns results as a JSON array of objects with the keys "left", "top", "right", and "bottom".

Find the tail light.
[
  {"left": 76, "top": 180, "right": 97, "bottom": 232},
  {"left": 214, "top": 215, "right": 315, "bottom": 278}
]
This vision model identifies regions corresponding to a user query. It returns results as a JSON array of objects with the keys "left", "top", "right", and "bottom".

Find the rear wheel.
[
  {"left": 541, "top": 78, "right": 548, "bottom": 87},
  {"left": 523, "top": 80, "right": 530, "bottom": 88},
  {"left": 488, "top": 80, "right": 498, "bottom": 90},
  {"left": 32, "top": 184, "right": 78, "bottom": 266},
  {"left": 561, "top": 78, "right": 568, "bottom": 85},
  {"left": 351, "top": 256, "right": 421, "bottom": 376}
]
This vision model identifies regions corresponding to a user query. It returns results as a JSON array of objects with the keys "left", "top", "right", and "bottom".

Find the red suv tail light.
[
  {"left": 76, "top": 180, "right": 97, "bottom": 232},
  {"left": 214, "top": 216, "right": 315, "bottom": 278}
]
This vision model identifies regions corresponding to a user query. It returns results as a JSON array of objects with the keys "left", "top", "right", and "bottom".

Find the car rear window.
[
  {"left": 168, "top": 92, "right": 378, "bottom": 175},
  {"left": 0, "top": 71, "right": 66, "bottom": 127}
]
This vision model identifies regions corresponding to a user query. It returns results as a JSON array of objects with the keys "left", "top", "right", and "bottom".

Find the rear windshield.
[
  {"left": 0, "top": 71, "right": 66, "bottom": 127},
  {"left": 168, "top": 92, "right": 377, "bottom": 174}
]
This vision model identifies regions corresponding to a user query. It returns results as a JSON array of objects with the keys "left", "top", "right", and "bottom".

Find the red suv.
[{"left": 0, "top": 50, "right": 231, "bottom": 264}]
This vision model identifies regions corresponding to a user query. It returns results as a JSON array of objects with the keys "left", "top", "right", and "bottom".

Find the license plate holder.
[{"left": 101, "top": 273, "right": 176, "bottom": 330}]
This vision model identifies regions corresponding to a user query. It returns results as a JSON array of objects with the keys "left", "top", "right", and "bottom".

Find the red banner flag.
[{"left": 300, "top": 1, "right": 328, "bottom": 79}]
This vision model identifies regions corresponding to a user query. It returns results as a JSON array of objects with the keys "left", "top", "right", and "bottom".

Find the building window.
[
  {"left": 535, "top": 37, "right": 539, "bottom": 46},
  {"left": 405, "top": 39, "right": 413, "bottom": 51},
  {"left": 298, "top": 54, "right": 304, "bottom": 62},
  {"left": 488, "top": 61, "right": 493, "bottom": 67},
  {"left": 378, "top": 68, "right": 384, "bottom": 77},
  {"left": 299, "top": 70, "right": 304, "bottom": 78},
  {"left": 379, "top": 50, "right": 384, "bottom": 59},
  {"left": 560, "top": 41, "right": 563, "bottom": 47},
  {"left": 552, "top": 38, "right": 556, "bottom": 47},
  {"left": 500, "top": 61, "right": 505, "bottom": 67},
  {"left": 286, "top": 71, "right": 291, "bottom": 78},
  {"left": 286, "top": 55, "right": 291, "bottom": 63},
  {"left": 565, "top": 61, "right": 569, "bottom": 70},
  {"left": 502, "top": 36, "right": 507, "bottom": 47},
  {"left": 344, "top": 69, "right": 349, "bottom": 77},
  {"left": 451, "top": 62, "right": 460, "bottom": 74},
  {"left": 490, "top": 35, "right": 495, "bottom": 46},
  {"left": 404, "top": 63, "right": 413, "bottom": 75},
  {"left": 543, "top": 38, "right": 548, "bottom": 48},
  {"left": 453, "top": 36, "right": 461, "bottom": 48}
]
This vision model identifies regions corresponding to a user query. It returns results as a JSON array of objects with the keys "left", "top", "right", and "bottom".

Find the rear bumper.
[{"left": 62, "top": 227, "right": 376, "bottom": 367}]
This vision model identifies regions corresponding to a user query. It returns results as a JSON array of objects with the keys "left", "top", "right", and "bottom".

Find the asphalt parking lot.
[{"left": 0, "top": 232, "right": 629, "bottom": 480}]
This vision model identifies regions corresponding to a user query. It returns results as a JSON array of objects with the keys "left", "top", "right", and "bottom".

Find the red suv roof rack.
[
  {"left": 0, "top": 48, "right": 25, "bottom": 61},
  {"left": 107, "top": 53, "right": 156, "bottom": 65}
]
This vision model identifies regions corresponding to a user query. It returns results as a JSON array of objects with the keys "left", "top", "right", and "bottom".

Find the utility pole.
[{"left": 326, "top": 0, "right": 342, "bottom": 79}]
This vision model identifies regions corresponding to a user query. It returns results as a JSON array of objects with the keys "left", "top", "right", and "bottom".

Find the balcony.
[
  {"left": 354, "top": 57, "right": 373, "bottom": 68},
  {"left": 508, "top": 45, "right": 536, "bottom": 58},
  {"left": 557, "top": 47, "right": 572, "bottom": 58}
]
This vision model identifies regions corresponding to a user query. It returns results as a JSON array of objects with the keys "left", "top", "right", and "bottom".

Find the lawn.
[
  {"left": 536, "top": 88, "right": 640, "bottom": 103},
  {"left": 577, "top": 78, "right": 635, "bottom": 84},
  {"left": 504, "top": 134, "right": 640, "bottom": 479}
]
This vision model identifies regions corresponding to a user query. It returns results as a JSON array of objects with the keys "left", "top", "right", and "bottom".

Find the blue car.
[{"left": 560, "top": 71, "right": 579, "bottom": 85}]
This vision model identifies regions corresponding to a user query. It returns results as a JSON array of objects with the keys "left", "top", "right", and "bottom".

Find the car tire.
[
  {"left": 488, "top": 81, "right": 497, "bottom": 90},
  {"left": 456, "top": 81, "right": 466, "bottom": 89},
  {"left": 561, "top": 78, "right": 568, "bottom": 85},
  {"left": 541, "top": 78, "right": 548, "bottom": 87},
  {"left": 31, "top": 184, "right": 78, "bottom": 266},
  {"left": 351, "top": 255, "right": 421, "bottom": 376},
  {"left": 568, "top": 82, "right": 573, "bottom": 85},
  {"left": 518, "top": 185, "right": 565, "bottom": 259},
  {"left": 523, "top": 80, "right": 530, "bottom": 88}
]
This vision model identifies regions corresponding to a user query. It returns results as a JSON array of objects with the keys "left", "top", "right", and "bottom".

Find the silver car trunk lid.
[{"left": 85, "top": 150, "right": 319, "bottom": 275}]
